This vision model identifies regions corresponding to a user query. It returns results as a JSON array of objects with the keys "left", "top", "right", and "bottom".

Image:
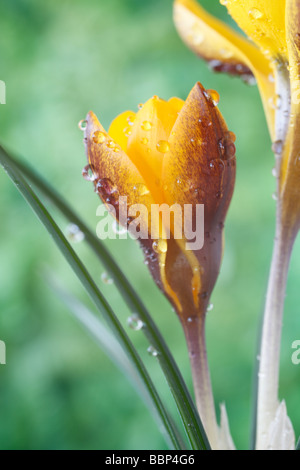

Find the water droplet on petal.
[
  {"left": 207, "top": 303, "right": 214, "bottom": 312},
  {"left": 141, "top": 137, "right": 149, "bottom": 145},
  {"left": 209, "top": 159, "right": 225, "bottom": 173},
  {"left": 156, "top": 140, "right": 170, "bottom": 153},
  {"left": 107, "top": 140, "right": 116, "bottom": 149},
  {"left": 127, "top": 115, "right": 136, "bottom": 126},
  {"left": 93, "top": 131, "right": 106, "bottom": 144},
  {"left": 82, "top": 164, "right": 96, "bottom": 182},
  {"left": 272, "top": 140, "right": 283, "bottom": 155},
  {"left": 96, "top": 178, "right": 119, "bottom": 203},
  {"left": 127, "top": 314, "right": 144, "bottom": 331},
  {"left": 101, "top": 272, "right": 114, "bottom": 285},
  {"left": 141, "top": 121, "right": 152, "bottom": 131},
  {"left": 204, "top": 89, "right": 220, "bottom": 106},
  {"left": 249, "top": 8, "right": 264, "bottom": 20},
  {"left": 220, "top": 48, "right": 233, "bottom": 59},
  {"left": 133, "top": 183, "right": 150, "bottom": 196},
  {"left": 226, "top": 131, "right": 236, "bottom": 143},
  {"left": 152, "top": 239, "right": 168, "bottom": 254},
  {"left": 66, "top": 224, "right": 85, "bottom": 243},
  {"left": 123, "top": 127, "right": 132, "bottom": 137},
  {"left": 268, "top": 95, "right": 282, "bottom": 110},
  {"left": 78, "top": 120, "right": 87, "bottom": 131},
  {"left": 272, "top": 192, "right": 278, "bottom": 201}
]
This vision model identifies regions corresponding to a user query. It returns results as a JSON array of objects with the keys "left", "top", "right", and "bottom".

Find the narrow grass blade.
[
  {"left": 0, "top": 149, "right": 185, "bottom": 451},
  {"left": 47, "top": 273, "right": 186, "bottom": 450},
  {"left": 0, "top": 145, "right": 210, "bottom": 450}
]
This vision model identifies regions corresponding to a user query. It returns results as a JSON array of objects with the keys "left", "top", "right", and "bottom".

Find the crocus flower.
[
  {"left": 82, "top": 82, "right": 236, "bottom": 449},
  {"left": 174, "top": 0, "right": 299, "bottom": 450}
]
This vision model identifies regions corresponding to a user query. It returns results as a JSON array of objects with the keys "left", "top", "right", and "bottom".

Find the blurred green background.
[{"left": 0, "top": 0, "right": 299, "bottom": 450}]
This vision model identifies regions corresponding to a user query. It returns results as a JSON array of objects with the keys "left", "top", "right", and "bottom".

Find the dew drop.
[
  {"left": 101, "top": 272, "right": 114, "bottom": 285},
  {"left": 127, "top": 314, "right": 144, "bottom": 331},
  {"left": 96, "top": 178, "right": 119, "bottom": 197},
  {"left": 218, "top": 139, "right": 226, "bottom": 158},
  {"left": 249, "top": 8, "right": 264, "bottom": 20},
  {"left": 138, "top": 103, "right": 144, "bottom": 110},
  {"left": 272, "top": 140, "right": 283, "bottom": 155},
  {"left": 207, "top": 303, "right": 214, "bottom": 312},
  {"left": 147, "top": 345, "right": 160, "bottom": 357},
  {"left": 209, "top": 159, "right": 225, "bottom": 173},
  {"left": 93, "top": 131, "right": 106, "bottom": 144},
  {"left": 272, "top": 192, "right": 278, "bottom": 201},
  {"left": 127, "top": 115, "right": 136, "bottom": 126},
  {"left": 107, "top": 140, "right": 116, "bottom": 149},
  {"left": 82, "top": 164, "right": 96, "bottom": 182},
  {"left": 192, "top": 32, "right": 205, "bottom": 45},
  {"left": 156, "top": 140, "right": 170, "bottom": 153},
  {"left": 225, "top": 141, "right": 236, "bottom": 160},
  {"left": 204, "top": 89, "right": 220, "bottom": 106},
  {"left": 226, "top": 131, "right": 236, "bottom": 143},
  {"left": 78, "top": 119, "right": 87, "bottom": 131},
  {"left": 123, "top": 127, "right": 132, "bottom": 137},
  {"left": 133, "top": 183, "right": 150, "bottom": 196},
  {"left": 141, "top": 121, "right": 152, "bottom": 131},
  {"left": 268, "top": 94, "right": 282, "bottom": 110},
  {"left": 220, "top": 48, "right": 233, "bottom": 59},
  {"left": 141, "top": 137, "right": 149, "bottom": 145},
  {"left": 66, "top": 224, "right": 85, "bottom": 243},
  {"left": 152, "top": 239, "right": 168, "bottom": 254},
  {"left": 272, "top": 167, "right": 277, "bottom": 178}
]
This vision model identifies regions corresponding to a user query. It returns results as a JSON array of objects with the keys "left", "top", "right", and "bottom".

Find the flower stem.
[
  {"left": 256, "top": 217, "right": 296, "bottom": 450},
  {"left": 183, "top": 318, "right": 218, "bottom": 450}
]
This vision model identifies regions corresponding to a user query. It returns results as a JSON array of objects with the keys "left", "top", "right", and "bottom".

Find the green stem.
[
  {"left": 183, "top": 318, "right": 218, "bottom": 450},
  {"left": 0, "top": 144, "right": 210, "bottom": 450}
]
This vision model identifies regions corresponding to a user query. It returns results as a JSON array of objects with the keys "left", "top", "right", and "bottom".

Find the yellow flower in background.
[
  {"left": 82, "top": 82, "right": 236, "bottom": 448},
  {"left": 174, "top": 0, "right": 300, "bottom": 239}
]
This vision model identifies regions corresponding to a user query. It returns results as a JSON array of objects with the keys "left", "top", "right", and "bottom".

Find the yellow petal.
[
  {"left": 108, "top": 110, "right": 136, "bottom": 153},
  {"left": 225, "top": 0, "right": 287, "bottom": 61},
  {"left": 126, "top": 96, "right": 183, "bottom": 203},
  {"left": 173, "top": 0, "right": 276, "bottom": 139}
]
